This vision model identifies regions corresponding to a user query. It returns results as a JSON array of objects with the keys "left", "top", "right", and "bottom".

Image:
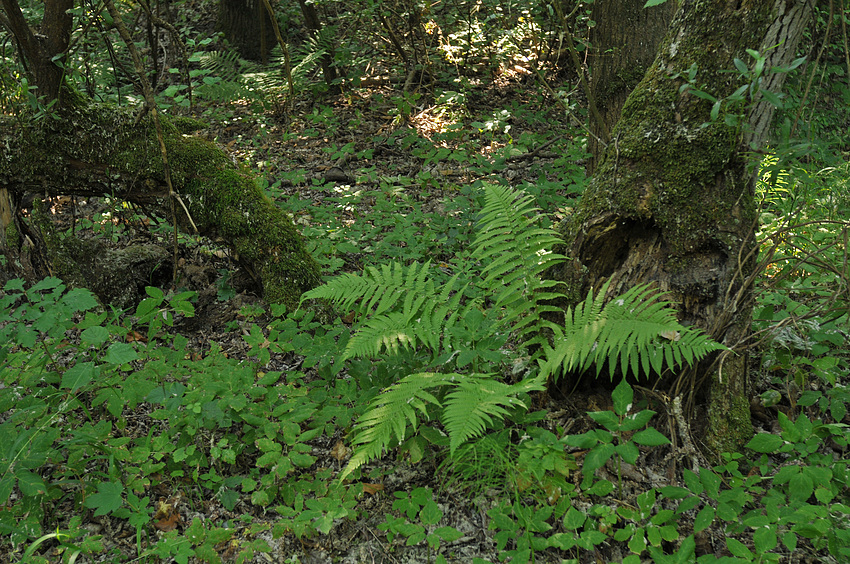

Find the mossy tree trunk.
[
  {"left": 553, "top": 0, "right": 811, "bottom": 454},
  {"left": 0, "top": 107, "right": 322, "bottom": 309},
  {"left": 587, "top": 0, "right": 676, "bottom": 175},
  {"left": 0, "top": 0, "right": 323, "bottom": 309}
]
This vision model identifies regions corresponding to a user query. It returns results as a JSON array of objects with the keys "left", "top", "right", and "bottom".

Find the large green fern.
[
  {"left": 342, "top": 372, "right": 547, "bottom": 479},
  {"left": 302, "top": 184, "right": 725, "bottom": 482},
  {"left": 539, "top": 280, "right": 728, "bottom": 382}
]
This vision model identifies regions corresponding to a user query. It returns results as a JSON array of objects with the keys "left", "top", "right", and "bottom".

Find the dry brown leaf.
[
  {"left": 362, "top": 483, "right": 384, "bottom": 496},
  {"left": 331, "top": 440, "right": 351, "bottom": 461}
]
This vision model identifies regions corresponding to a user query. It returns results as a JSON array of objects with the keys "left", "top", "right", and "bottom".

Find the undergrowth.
[{"left": 3, "top": 181, "right": 848, "bottom": 563}]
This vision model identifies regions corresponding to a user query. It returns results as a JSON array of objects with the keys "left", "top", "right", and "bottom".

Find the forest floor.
[{"left": 3, "top": 70, "right": 845, "bottom": 564}]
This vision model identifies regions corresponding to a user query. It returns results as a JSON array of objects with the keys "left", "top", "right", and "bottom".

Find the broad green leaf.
[
  {"left": 15, "top": 469, "right": 47, "bottom": 497},
  {"left": 583, "top": 443, "right": 616, "bottom": 476},
  {"left": 103, "top": 342, "right": 138, "bottom": 365},
  {"left": 612, "top": 379, "right": 633, "bottom": 416},
  {"left": 633, "top": 427, "right": 671, "bottom": 446},
  {"left": 563, "top": 507, "right": 587, "bottom": 529},
  {"left": 420, "top": 500, "right": 443, "bottom": 526},
  {"left": 726, "top": 537, "right": 753, "bottom": 559},
  {"left": 435, "top": 526, "right": 463, "bottom": 542},
  {"left": 788, "top": 472, "right": 813, "bottom": 502},
  {"left": 84, "top": 481, "right": 124, "bottom": 516},
  {"left": 80, "top": 325, "right": 109, "bottom": 346},
  {"left": 694, "top": 506, "right": 715, "bottom": 533},
  {"left": 746, "top": 433, "right": 784, "bottom": 453},
  {"left": 61, "top": 361, "right": 97, "bottom": 392},
  {"left": 644, "top": 0, "right": 668, "bottom": 6}
]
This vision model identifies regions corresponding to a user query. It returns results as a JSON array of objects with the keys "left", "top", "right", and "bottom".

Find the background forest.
[{"left": 0, "top": 0, "right": 849, "bottom": 563}]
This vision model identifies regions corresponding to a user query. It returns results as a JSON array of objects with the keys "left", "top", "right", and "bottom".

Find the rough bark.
[
  {"left": 587, "top": 0, "right": 676, "bottom": 175},
  {"left": 553, "top": 0, "right": 812, "bottom": 454},
  {"left": 0, "top": 107, "right": 323, "bottom": 310},
  {"left": 218, "top": 0, "right": 275, "bottom": 62},
  {"left": 0, "top": 0, "right": 73, "bottom": 105}
]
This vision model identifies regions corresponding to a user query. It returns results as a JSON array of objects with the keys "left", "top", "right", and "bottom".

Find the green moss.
[
  {"left": 4, "top": 220, "right": 20, "bottom": 249},
  {"left": 6, "top": 99, "right": 321, "bottom": 309},
  {"left": 169, "top": 116, "right": 209, "bottom": 134}
]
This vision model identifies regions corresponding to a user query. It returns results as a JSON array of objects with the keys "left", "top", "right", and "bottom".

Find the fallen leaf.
[
  {"left": 362, "top": 483, "right": 384, "bottom": 495},
  {"left": 331, "top": 440, "right": 351, "bottom": 461}
]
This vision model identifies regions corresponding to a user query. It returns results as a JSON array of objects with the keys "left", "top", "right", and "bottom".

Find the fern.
[
  {"left": 472, "top": 184, "right": 566, "bottom": 338},
  {"left": 442, "top": 374, "right": 546, "bottom": 455},
  {"left": 303, "top": 262, "right": 471, "bottom": 360},
  {"left": 340, "top": 372, "right": 545, "bottom": 480},
  {"left": 540, "top": 280, "right": 728, "bottom": 381},
  {"left": 303, "top": 183, "right": 726, "bottom": 482},
  {"left": 341, "top": 372, "right": 455, "bottom": 480}
]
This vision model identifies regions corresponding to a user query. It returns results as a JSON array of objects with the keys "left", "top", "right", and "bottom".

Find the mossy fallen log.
[{"left": 0, "top": 102, "right": 321, "bottom": 309}]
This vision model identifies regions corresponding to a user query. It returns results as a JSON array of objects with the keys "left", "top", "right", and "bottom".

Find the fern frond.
[
  {"left": 442, "top": 373, "right": 546, "bottom": 455},
  {"left": 472, "top": 184, "right": 566, "bottom": 326},
  {"left": 541, "top": 282, "right": 727, "bottom": 381},
  {"left": 301, "top": 261, "right": 434, "bottom": 315},
  {"left": 337, "top": 269, "right": 472, "bottom": 360},
  {"left": 339, "top": 372, "right": 455, "bottom": 481},
  {"left": 292, "top": 48, "right": 327, "bottom": 81}
]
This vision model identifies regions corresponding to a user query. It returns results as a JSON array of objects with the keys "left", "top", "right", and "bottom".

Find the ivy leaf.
[{"left": 644, "top": 0, "right": 668, "bottom": 6}]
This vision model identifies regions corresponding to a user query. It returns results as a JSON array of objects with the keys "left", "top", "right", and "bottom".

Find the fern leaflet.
[
  {"left": 442, "top": 374, "right": 546, "bottom": 455},
  {"left": 541, "top": 281, "right": 728, "bottom": 381},
  {"left": 340, "top": 372, "right": 455, "bottom": 481}
]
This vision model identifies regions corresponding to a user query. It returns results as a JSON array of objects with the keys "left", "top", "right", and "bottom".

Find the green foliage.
[
  {"left": 378, "top": 487, "right": 463, "bottom": 555},
  {"left": 541, "top": 281, "right": 728, "bottom": 382},
  {"left": 305, "top": 184, "right": 725, "bottom": 482},
  {"left": 564, "top": 380, "right": 670, "bottom": 496}
]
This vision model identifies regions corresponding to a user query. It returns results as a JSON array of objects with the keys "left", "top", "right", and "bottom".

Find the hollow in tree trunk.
[{"left": 552, "top": 0, "right": 812, "bottom": 454}]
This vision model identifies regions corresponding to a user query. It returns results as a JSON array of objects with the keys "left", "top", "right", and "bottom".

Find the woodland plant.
[{"left": 302, "top": 184, "right": 726, "bottom": 480}]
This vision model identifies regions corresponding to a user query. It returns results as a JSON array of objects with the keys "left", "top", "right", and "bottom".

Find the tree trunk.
[
  {"left": 587, "top": 0, "right": 676, "bottom": 175},
  {"left": 0, "top": 0, "right": 73, "bottom": 105},
  {"left": 218, "top": 0, "right": 275, "bottom": 63},
  {"left": 0, "top": 109, "right": 322, "bottom": 309},
  {"left": 553, "top": 0, "right": 812, "bottom": 454},
  {"left": 297, "top": 0, "right": 340, "bottom": 94},
  {"left": 1, "top": 0, "right": 323, "bottom": 309}
]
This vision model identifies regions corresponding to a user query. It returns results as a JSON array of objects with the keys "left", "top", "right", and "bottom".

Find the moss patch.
[{"left": 4, "top": 101, "right": 322, "bottom": 309}]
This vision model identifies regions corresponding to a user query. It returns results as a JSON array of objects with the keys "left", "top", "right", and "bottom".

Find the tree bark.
[
  {"left": 297, "top": 0, "right": 340, "bottom": 94},
  {"left": 1, "top": 0, "right": 323, "bottom": 309},
  {"left": 587, "top": 0, "right": 676, "bottom": 175},
  {"left": 0, "top": 0, "right": 73, "bottom": 105},
  {"left": 0, "top": 108, "right": 323, "bottom": 310},
  {"left": 218, "top": 0, "right": 275, "bottom": 63},
  {"left": 553, "top": 0, "right": 812, "bottom": 454}
]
